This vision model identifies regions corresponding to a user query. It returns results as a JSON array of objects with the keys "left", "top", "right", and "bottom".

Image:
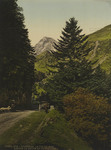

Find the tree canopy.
[{"left": 0, "top": 0, "right": 35, "bottom": 108}]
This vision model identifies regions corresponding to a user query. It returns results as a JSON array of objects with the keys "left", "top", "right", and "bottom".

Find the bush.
[{"left": 63, "top": 88, "right": 111, "bottom": 150}]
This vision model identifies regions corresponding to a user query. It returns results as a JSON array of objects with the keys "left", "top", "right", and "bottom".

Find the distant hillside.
[
  {"left": 88, "top": 24, "right": 111, "bottom": 42},
  {"left": 34, "top": 37, "right": 57, "bottom": 55},
  {"left": 35, "top": 50, "right": 56, "bottom": 74},
  {"left": 88, "top": 24, "right": 111, "bottom": 72}
]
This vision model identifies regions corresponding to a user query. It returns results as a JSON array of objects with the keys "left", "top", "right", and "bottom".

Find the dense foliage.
[
  {"left": 88, "top": 66, "right": 111, "bottom": 100},
  {"left": 63, "top": 88, "right": 111, "bottom": 150},
  {"left": 0, "top": 0, "right": 35, "bottom": 108}
]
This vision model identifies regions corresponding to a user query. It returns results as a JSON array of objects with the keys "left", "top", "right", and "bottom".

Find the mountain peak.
[
  {"left": 42, "top": 36, "right": 53, "bottom": 40},
  {"left": 34, "top": 37, "right": 57, "bottom": 55}
]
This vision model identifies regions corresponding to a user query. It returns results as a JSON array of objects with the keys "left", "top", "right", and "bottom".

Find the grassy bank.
[{"left": 0, "top": 110, "right": 92, "bottom": 150}]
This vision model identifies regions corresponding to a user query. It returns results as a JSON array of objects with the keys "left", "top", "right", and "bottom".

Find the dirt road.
[{"left": 0, "top": 110, "right": 35, "bottom": 136}]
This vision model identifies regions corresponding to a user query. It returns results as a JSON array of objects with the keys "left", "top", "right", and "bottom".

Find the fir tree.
[
  {"left": 52, "top": 18, "right": 91, "bottom": 70},
  {"left": 0, "top": 0, "right": 35, "bottom": 107},
  {"left": 45, "top": 18, "right": 93, "bottom": 109}
]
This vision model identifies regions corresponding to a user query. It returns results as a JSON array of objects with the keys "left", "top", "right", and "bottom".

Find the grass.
[
  {"left": 0, "top": 110, "right": 92, "bottom": 150},
  {"left": 88, "top": 24, "right": 111, "bottom": 42}
]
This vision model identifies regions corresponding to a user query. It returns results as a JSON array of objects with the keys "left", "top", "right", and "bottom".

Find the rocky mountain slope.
[
  {"left": 34, "top": 37, "right": 56, "bottom": 73},
  {"left": 34, "top": 37, "right": 57, "bottom": 55}
]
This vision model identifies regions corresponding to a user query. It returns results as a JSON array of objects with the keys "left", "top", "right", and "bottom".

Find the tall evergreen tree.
[
  {"left": 52, "top": 18, "right": 91, "bottom": 70},
  {"left": 45, "top": 18, "right": 93, "bottom": 109},
  {"left": 0, "top": 0, "right": 35, "bottom": 107}
]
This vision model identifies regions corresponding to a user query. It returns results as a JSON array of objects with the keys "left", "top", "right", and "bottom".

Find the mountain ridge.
[{"left": 88, "top": 24, "right": 111, "bottom": 41}]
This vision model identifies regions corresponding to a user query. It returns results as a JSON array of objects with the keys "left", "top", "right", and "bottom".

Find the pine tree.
[
  {"left": 0, "top": 0, "right": 35, "bottom": 107},
  {"left": 52, "top": 18, "right": 91, "bottom": 70},
  {"left": 45, "top": 18, "right": 93, "bottom": 109}
]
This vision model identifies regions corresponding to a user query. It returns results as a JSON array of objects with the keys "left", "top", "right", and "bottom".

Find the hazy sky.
[{"left": 18, "top": 0, "right": 111, "bottom": 46}]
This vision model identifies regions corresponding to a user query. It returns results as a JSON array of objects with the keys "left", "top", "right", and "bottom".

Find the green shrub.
[{"left": 63, "top": 88, "right": 111, "bottom": 150}]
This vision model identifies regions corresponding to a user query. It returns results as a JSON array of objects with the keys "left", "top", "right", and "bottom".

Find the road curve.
[{"left": 0, "top": 110, "right": 35, "bottom": 136}]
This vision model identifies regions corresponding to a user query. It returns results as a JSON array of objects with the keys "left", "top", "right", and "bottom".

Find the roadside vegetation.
[{"left": 0, "top": 110, "right": 92, "bottom": 150}]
